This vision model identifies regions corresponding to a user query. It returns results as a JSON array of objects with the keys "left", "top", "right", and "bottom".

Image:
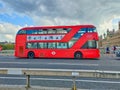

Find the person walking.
[
  {"left": 113, "top": 46, "right": 116, "bottom": 54},
  {"left": 106, "top": 47, "right": 110, "bottom": 54}
]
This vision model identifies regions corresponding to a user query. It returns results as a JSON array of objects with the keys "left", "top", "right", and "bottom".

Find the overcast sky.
[{"left": 0, "top": 0, "right": 120, "bottom": 42}]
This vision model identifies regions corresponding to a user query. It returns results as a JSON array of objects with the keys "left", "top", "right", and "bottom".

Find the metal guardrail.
[
  {"left": 0, "top": 49, "right": 105, "bottom": 56},
  {"left": 0, "top": 68, "right": 120, "bottom": 90},
  {"left": 0, "top": 50, "right": 14, "bottom": 55}
]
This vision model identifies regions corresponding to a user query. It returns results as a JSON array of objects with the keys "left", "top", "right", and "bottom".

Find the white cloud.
[
  {"left": 0, "top": 23, "right": 22, "bottom": 42},
  {"left": 98, "top": 15, "right": 120, "bottom": 35},
  {"left": 0, "top": 0, "right": 120, "bottom": 41},
  {"left": 33, "top": 16, "right": 80, "bottom": 26},
  {"left": 5, "top": 34, "right": 13, "bottom": 40}
]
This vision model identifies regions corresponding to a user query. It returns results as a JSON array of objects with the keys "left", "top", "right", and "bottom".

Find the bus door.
[{"left": 19, "top": 46, "right": 24, "bottom": 56}]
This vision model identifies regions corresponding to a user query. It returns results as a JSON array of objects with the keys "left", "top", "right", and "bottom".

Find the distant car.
[{"left": 115, "top": 50, "right": 120, "bottom": 57}]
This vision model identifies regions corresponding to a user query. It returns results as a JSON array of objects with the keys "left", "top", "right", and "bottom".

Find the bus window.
[
  {"left": 48, "top": 43, "right": 56, "bottom": 48},
  {"left": 66, "top": 28, "right": 71, "bottom": 32},
  {"left": 86, "top": 28, "right": 97, "bottom": 32},
  {"left": 43, "top": 43, "right": 48, "bottom": 48},
  {"left": 82, "top": 40, "right": 97, "bottom": 49},
  {"left": 88, "top": 40, "right": 97, "bottom": 48},
  {"left": 43, "top": 29, "right": 48, "bottom": 34},
  {"left": 73, "top": 28, "right": 87, "bottom": 39},
  {"left": 68, "top": 40, "right": 76, "bottom": 48},
  {"left": 38, "top": 43, "right": 47, "bottom": 48},
  {"left": 38, "top": 30, "right": 43, "bottom": 34},
  {"left": 73, "top": 29, "right": 84, "bottom": 39},
  {"left": 26, "top": 30, "right": 38, "bottom": 34},
  {"left": 27, "top": 42, "right": 37, "bottom": 48},
  {"left": 93, "top": 28, "right": 97, "bottom": 32},
  {"left": 57, "top": 43, "right": 68, "bottom": 48},
  {"left": 73, "top": 32, "right": 82, "bottom": 39},
  {"left": 48, "top": 29, "right": 56, "bottom": 34},
  {"left": 38, "top": 43, "right": 43, "bottom": 48},
  {"left": 17, "top": 30, "right": 26, "bottom": 34},
  {"left": 38, "top": 29, "right": 47, "bottom": 34},
  {"left": 32, "top": 30, "right": 38, "bottom": 34},
  {"left": 80, "top": 28, "right": 86, "bottom": 33},
  {"left": 56, "top": 28, "right": 67, "bottom": 33}
]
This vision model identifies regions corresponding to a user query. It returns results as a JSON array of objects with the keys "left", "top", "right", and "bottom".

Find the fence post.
[
  {"left": 26, "top": 75, "right": 30, "bottom": 88},
  {"left": 72, "top": 76, "right": 77, "bottom": 90}
]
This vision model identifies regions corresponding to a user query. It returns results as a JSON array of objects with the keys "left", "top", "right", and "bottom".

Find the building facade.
[{"left": 99, "top": 21, "right": 120, "bottom": 47}]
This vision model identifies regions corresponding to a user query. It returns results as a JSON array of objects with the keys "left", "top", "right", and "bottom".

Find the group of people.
[{"left": 106, "top": 46, "right": 116, "bottom": 54}]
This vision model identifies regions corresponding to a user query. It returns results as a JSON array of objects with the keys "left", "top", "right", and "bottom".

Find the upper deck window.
[
  {"left": 73, "top": 27, "right": 96, "bottom": 39},
  {"left": 86, "top": 28, "right": 97, "bottom": 32},
  {"left": 26, "top": 30, "right": 38, "bottom": 34},
  {"left": 38, "top": 29, "right": 47, "bottom": 34},
  {"left": 19, "top": 28, "right": 71, "bottom": 35},
  {"left": 17, "top": 30, "right": 26, "bottom": 34},
  {"left": 48, "top": 29, "right": 56, "bottom": 34},
  {"left": 56, "top": 28, "right": 71, "bottom": 33}
]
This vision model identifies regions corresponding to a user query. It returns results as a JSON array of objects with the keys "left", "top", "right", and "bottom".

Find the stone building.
[{"left": 99, "top": 21, "right": 120, "bottom": 47}]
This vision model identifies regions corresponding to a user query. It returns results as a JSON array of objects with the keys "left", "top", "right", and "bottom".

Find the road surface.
[{"left": 0, "top": 54, "right": 120, "bottom": 89}]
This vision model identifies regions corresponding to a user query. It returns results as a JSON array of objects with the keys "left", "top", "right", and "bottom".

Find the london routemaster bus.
[{"left": 14, "top": 25, "right": 100, "bottom": 59}]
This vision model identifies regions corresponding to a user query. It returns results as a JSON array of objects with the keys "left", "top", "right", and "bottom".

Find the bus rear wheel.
[
  {"left": 74, "top": 52, "right": 83, "bottom": 59},
  {"left": 28, "top": 51, "right": 35, "bottom": 59}
]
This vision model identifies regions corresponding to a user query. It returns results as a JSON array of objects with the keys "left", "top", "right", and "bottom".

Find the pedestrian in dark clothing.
[
  {"left": 106, "top": 47, "right": 110, "bottom": 54},
  {"left": 113, "top": 46, "right": 116, "bottom": 54}
]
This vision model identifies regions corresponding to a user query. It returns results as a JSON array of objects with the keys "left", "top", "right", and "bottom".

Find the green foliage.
[{"left": 0, "top": 44, "right": 14, "bottom": 50}]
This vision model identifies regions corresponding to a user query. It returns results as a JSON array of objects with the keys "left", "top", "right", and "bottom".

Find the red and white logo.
[{"left": 51, "top": 51, "right": 56, "bottom": 55}]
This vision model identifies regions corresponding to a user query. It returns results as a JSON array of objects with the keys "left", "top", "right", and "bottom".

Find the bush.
[{"left": 0, "top": 44, "right": 14, "bottom": 50}]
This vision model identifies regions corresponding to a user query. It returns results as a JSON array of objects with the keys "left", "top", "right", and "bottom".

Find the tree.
[{"left": 0, "top": 44, "right": 14, "bottom": 50}]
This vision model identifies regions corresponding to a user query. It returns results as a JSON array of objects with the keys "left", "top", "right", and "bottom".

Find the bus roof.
[{"left": 21, "top": 25, "right": 95, "bottom": 30}]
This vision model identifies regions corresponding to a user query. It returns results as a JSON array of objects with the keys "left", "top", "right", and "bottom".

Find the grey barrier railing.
[
  {"left": 0, "top": 49, "right": 115, "bottom": 56},
  {"left": 0, "top": 68, "right": 120, "bottom": 90},
  {"left": 0, "top": 50, "right": 14, "bottom": 55}
]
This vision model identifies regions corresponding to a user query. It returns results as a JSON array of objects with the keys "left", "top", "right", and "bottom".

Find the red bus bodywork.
[
  {"left": 0, "top": 46, "right": 2, "bottom": 51},
  {"left": 15, "top": 25, "right": 100, "bottom": 59}
]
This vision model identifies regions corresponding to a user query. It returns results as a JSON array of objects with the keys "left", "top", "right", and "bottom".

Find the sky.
[{"left": 0, "top": 0, "right": 120, "bottom": 42}]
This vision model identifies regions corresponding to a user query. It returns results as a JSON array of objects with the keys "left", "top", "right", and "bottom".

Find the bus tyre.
[
  {"left": 28, "top": 51, "right": 35, "bottom": 59},
  {"left": 74, "top": 52, "right": 82, "bottom": 59}
]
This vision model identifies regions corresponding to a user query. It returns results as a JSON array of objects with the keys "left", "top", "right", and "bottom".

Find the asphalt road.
[{"left": 0, "top": 54, "right": 120, "bottom": 89}]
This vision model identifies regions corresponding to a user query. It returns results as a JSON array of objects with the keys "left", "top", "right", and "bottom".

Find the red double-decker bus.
[{"left": 14, "top": 25, "right": 100, "bottom": 59}]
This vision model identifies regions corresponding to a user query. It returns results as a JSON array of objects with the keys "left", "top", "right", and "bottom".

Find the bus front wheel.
[
  {"left": 27, "top": 51, "right": 35, "bottom": 59},
  {"left": 74, "top": 52, "right": 83, "bottom": 59}
]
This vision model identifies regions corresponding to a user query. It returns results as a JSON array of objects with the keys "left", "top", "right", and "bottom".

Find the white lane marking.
[
  {"left": 0, "top": 77, "right": 120, "bottom": 84},
  {"left": 0, "top": 62, "right": 98, "bottom": 66},
  {"left": 0, "top": 77, "right": 25, "bottom": 80},
  {"left": 48, "top": 63, "right": 98, "bottom": 66}
]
